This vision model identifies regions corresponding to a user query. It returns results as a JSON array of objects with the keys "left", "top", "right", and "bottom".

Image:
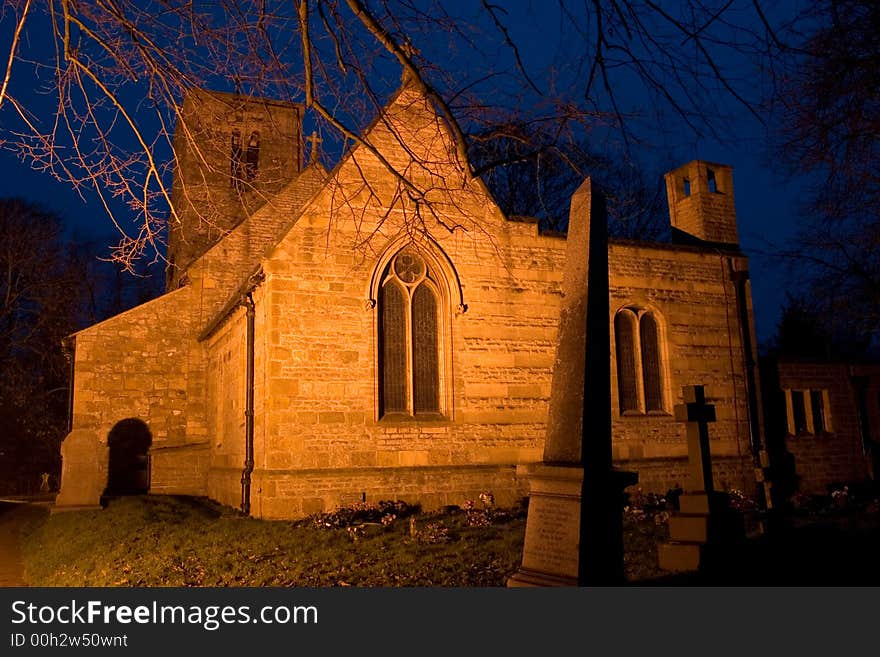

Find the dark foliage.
[
  {"left": 771, "top": 1, "right": 880, "bottom": 355},
  {"left": 0, "top": 199, "right": 162, "bottom": 494},
  {"left": 470, "top": 131, "right": 669, "bottom": 241}
]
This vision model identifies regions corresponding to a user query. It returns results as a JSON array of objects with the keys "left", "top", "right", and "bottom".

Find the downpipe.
[{"left": 240, "top": 289, "right": 256, "bottom": 516}]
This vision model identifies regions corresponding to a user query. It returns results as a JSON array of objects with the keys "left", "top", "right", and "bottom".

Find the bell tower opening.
[{"left": 166, "top": 90, "right": 304, "bottom": 290}]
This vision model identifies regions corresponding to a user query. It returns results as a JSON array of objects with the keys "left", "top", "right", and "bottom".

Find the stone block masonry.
[
  {"left": 773, "top": 362, "right": 874, "bottom": 494},
  {"left": 58, "top": 85, "right": 762, "bottom": 518}
]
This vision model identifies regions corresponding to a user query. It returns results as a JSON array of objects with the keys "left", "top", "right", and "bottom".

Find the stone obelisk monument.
[{"left": 508, "top": 178, "right": 636, "bottom": 587}]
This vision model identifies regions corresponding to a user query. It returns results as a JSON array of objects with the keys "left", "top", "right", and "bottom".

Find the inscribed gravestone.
[{"left": 54, "top": 430, "right": 106, "bottom": 510}]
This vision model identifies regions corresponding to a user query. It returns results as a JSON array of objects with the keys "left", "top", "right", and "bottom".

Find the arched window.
[
  {"left": 614, "top": 307, "right": 667, "bottom": 415},
  {"left": 614, "top": 311, "right": 639, "bottom": 413},
  {"left": 640, "top": 313, "right": 663, "bottom": 412},
  {"left": 379, "top": 249, "right": 443, "bottom": 417}
]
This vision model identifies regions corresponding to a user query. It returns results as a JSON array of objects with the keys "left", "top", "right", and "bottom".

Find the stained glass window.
[
  {"left": 379, "top": 250, "right": 443, "bottom": 418},
  {"left": 615, "top": 311, "right": 639, "bottom": 413},
  {"left": 381, "top": 282, "right": 407, "bottom": 413}
]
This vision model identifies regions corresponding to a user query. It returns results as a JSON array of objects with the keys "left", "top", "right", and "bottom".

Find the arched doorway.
[{"left": 105, "top": 419, "right": 151, "bottom": 496}]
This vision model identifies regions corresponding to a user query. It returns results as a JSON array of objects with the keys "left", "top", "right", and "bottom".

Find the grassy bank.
[{"left": 20, "top": 494, "right": 669, "bottom": 586}]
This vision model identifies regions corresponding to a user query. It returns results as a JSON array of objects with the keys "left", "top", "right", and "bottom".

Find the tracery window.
[
  {"left": 614, "top": 307, "right": 667, "bottom": 415},
  {"left": 379, "top": 249, "right": 443, "bottom": 417}
]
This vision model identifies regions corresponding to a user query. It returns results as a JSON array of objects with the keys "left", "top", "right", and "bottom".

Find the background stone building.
[
  {"left": 56, "top": 85, "right": 765, "bottom": 518},
  {"left": 761, "top": 359, "right": 880, "bottom": 497}
]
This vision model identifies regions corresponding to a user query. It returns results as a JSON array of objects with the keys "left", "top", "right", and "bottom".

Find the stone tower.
[
  {"left": 664, "top": 160, "right": 738, "bottom": 246},
  {"left": 166, "top": 89, "right": 304, "bottom": 289}
]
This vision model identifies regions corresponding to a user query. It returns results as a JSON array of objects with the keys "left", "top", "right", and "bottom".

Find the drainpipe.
[
  {"left": 62, "top": 336, "right": 76, "bottom": 433},
  {"left": 239, "top": 272, "right": 263, "bottom": 516},
  {"left": 729, "top": 260, "right": 772, "bottom": 510}
]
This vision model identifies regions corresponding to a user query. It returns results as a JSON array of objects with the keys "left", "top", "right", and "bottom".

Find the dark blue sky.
[{"left": 0, "top": 2, "right": 808, "bottom": 348}]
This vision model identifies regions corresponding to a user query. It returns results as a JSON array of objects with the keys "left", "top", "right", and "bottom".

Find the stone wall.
[
  {"left": 60, "top": 287, "right": 208, "bottom": 502},
  {"left": 60, "top": 85, "right": 762, "bottom": 518},
  {"left": 194, "top": 88, "right": 758, "bottom": 518},
  {"left": 609, "top": 242, "right": 756, "bottom": 496}
]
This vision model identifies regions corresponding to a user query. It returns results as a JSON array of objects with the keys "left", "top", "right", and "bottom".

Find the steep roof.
[
  {"left": 199, "top": 84, "right": 508, "bottom": 337},
  {"left": 186, "top": 162, "right": 328, "bottom": 329}
]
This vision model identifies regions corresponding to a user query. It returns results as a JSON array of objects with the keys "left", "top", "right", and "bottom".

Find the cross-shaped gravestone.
[
  {"left": 660, "top": 384, "right": 745, "bottom": 573},
  {"left": 305, "top": 131, "right": 322, "bottom": 164},
  {"left": 674, "top": 384, "right": 716, "bottom": 495}
]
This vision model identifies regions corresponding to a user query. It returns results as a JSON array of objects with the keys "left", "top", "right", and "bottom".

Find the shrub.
[{"left": 309, "top": 499, "right": 420, "bottom": 530}]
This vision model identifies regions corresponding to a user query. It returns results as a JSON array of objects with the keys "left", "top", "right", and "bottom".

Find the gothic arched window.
[
  {"left": 614, "top": 311, "right": 639, "bottom": 413},
  {"left": 379, "top": 249, "right": 443, "bottom": 417},
  {"left": 614, "top": 307, "right": 667, "bottom": 415}
]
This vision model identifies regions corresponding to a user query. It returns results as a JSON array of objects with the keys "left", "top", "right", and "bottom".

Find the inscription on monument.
[{"left": 520, "top": 495, "right": 581, "bottom": 577}]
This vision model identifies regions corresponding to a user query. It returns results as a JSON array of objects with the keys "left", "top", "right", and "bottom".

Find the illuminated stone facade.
[{"left": 58, "top": 86, "right": 767, "bottom": 518}]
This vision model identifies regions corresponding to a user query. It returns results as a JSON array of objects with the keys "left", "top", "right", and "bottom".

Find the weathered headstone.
[
  {"left": 53, "top": 430, "right": 106, "bottom": 512},
  {"left": 658, "top": 384, "right": 743, "bottom": 571},
  {"left": 508, "top": 178, "right": 636, "bottom": 587}
]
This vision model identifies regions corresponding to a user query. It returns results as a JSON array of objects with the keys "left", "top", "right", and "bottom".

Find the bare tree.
[
  {"left": 768, "top": 0, "right": 880, "bottom": 353},
  {"left": 0, "top": 199, "right": 80, "bottom": 490},
  {"left": 0, "top": 196, "right": 159, "bottom": 491},
  {"left": 0, "top": 1, "right": 792, "bottom": 268},
  {"left": 471, "top": 129, "right": 668, "bottom": 239}
]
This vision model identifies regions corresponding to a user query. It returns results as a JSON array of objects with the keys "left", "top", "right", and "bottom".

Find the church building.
[{"left": 56, "top": 84, "right": 765, "bottom": 518}]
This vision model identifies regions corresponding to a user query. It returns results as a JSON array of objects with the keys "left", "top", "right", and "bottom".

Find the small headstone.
[
  {"left": 54, "top": 430, "right": 107, "bottom": 511},
  {"left": 39, "top": 473, "right": 50, "bottom": 493}
]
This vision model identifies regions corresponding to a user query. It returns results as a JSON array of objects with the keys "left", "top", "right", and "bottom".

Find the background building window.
[
  {"left": 615, "top": 307, "right": 666, "bottom": 415},
  {"left": 791, "top": 390, "right": 808, "bottom": 434},
  {"left": 810, "top": 390, "right": 826, "bottom": 433},
  {"left": 784, "top": 388, "right": 832, "bottom": 435},
  {"left": 640, "top": 313, "right": 663, "bottom": 412},
  {"left": 379, "top": 249, "right": 443, "bottom": 417}
]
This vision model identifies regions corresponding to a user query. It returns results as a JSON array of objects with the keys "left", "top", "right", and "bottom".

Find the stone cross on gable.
[
  {"left": 305, "top": 131, "right": 322, "bottom": 164},
  {"left": 675, "top": 384, "right": 716, "bottom": 495}
]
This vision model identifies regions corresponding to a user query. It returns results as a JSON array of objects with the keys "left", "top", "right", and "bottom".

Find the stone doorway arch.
[{"left": 104, "top": 419, "right": 152, "bottom": 496}]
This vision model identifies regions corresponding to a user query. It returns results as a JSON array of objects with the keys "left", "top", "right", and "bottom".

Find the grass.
[{"left": 19, "top": 494, "right": 671, "bottom": 587}]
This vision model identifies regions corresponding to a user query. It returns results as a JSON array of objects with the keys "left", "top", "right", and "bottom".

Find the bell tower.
[
  {"left": 166, "top": 90, "right": 303, "bottom": 289},
  {"left": 664, "top": 160, "right": 738, "bottom": 246}
]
